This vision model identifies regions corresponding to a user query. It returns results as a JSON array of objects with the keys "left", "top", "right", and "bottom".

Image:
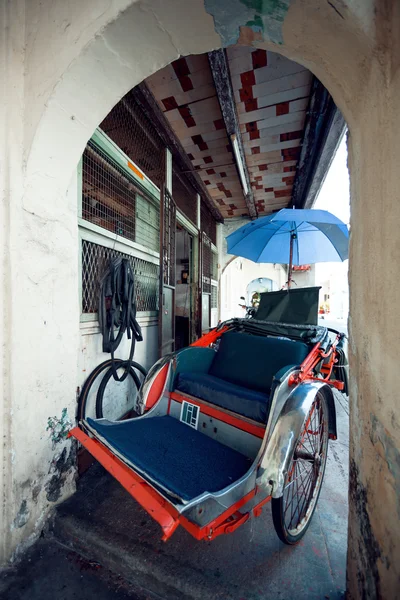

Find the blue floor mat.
[{"left": 86, "top": 415, "right": 252, "bottom": 502}]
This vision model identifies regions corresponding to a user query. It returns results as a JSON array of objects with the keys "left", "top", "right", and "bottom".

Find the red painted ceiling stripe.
[{"left": 252, "top": 49, "right": 268, "bottom": 69}]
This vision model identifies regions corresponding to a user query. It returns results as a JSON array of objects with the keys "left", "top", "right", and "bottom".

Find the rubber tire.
[
  {"left": 95, "top": 362, "right": 145, "bottom": 418},
  {"left": 77, "top": 359, "right": 147, "bottom": 422},
  {"left": 271, "top": 394, "right": 329, "bottom": 545}
]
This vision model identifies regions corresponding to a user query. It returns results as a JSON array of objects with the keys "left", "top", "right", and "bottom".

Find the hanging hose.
[
  {"left": 98, "top": 257, "right": 143, "bottom": 382},
  {"left": 78, "top": 258, "right": 148, "bottom": 421}
]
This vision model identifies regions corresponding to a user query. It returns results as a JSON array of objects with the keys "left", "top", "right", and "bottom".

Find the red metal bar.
[
  {"left": 69, "top": 427, "right": 180, "bottom": 541},
  {"left": 145, "top": 363, "right": 170, "bottom": 410},
  {"left": 190, "top": 325, "right": 229, "bottom": 348},
  {"left": 289, "top": 335, "right": 343, "bottom": 390},
  {"left": 252, "top": 494, "right": 272, "bottom": 518},
  {"left": 180, "top": 488, "right": 257, "bottom": 540}
]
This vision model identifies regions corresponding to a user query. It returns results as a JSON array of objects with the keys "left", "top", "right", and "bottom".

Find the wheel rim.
[{"left": 282, "top": 394, "right": 328, "bottom": 537}]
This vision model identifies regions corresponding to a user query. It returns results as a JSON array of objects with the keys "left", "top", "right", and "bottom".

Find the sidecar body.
[{"left": 71, "top": 287, "right": 348, "bottom": 543}]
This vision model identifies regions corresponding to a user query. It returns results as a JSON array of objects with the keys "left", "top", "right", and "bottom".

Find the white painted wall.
[
  {"left": 79, "top": 318, "right": 158, "bottom": 420},
  {"left": 220, "top": 257, "right": 285, "bottom": 321}
]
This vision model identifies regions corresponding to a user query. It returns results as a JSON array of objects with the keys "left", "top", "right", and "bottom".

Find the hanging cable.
[{"left": 98, "top": 257, "right": 143, "bottom": 382}]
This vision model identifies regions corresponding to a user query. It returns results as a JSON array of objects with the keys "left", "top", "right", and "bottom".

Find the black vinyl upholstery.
[
  {"left": 176, "top": 372, "right": 269, "bottom": 422},
  {"left": 175, "top": 332, "right": 309, "bottom": 423}
]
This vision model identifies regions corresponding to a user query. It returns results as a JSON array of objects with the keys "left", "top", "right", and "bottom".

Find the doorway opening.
[{"left": 175, "top": 223, "right": 194, "bottom": 350}]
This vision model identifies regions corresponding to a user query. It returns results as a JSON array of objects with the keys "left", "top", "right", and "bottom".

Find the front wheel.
[{"left": 272, "top": 392, "right": 329, "bottom": 544}]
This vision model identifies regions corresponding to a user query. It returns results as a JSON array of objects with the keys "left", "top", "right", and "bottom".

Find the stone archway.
[{"left": 2, "top": 1, "right": 400, "bottom": 597}]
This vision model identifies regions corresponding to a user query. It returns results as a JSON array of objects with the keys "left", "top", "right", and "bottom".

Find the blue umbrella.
[{"left": 226, "top": 208, "right": 349, "bottom": 288}]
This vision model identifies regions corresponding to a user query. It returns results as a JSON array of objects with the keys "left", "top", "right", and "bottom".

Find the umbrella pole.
[{"left": 288, "top": 233, "right": 295, "bottom": 289}]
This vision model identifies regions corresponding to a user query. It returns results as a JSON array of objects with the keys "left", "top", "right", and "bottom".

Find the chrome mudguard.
[
  {"left": 257, "top": 381, "right": 333, "bottom": 498},
  {"left": 136, "top": 354, "right": 173, "bottom": 415}
]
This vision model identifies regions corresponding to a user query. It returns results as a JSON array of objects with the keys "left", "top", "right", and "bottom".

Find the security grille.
[
  {"left": 202, "top": 233, "right": 212, "bottom": 294},
  {"left": 161, "top": 187, "right": 176, "bottom": 287},
  {"left": 172, "top": 167, "right": 197, "bottom": 225},
  {"left": 212, "top": 251, "right": 218, "bottom": 281},
  {"left": 201, "top": 202, "right": 217, "bottom": 245},
  {"left": 82, "top": 142, "right": 160, "bottom": 251},
  {"left": 100, "top": 90, "right": 165, "bottom": 189},
  {"left": 211, "top": 284, "right": 218, "bottom": 309},
  {"left": 82, "top": 240, "right": 159, "bottom": 314}
]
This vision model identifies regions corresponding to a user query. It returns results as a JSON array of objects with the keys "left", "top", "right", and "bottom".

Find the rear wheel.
[{"left": 272, "top": 392, "right": 329, "bottom": 544}]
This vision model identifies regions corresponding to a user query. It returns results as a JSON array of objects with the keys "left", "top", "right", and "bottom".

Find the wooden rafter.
[{"left": 208, "top": 49, "right": 257, "bottom": 219}]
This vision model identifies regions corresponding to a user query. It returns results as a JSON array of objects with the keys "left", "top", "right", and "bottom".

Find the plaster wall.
[
  {"left": 78, "top": 320, "right": 158, "bottom": 420},
  {"left": 220, "top": 258, "right": 285, "bottom": 321},
  {"left": 1, "top": 1, "right": 400, "bottom": 597}
]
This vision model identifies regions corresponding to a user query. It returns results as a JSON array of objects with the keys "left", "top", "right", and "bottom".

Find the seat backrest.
[
  {"left": 256, "top": 287, "right": 321, "bottom": 325},
  {"left": 209, "top": 331, "right": 309, "bottom": 393}
]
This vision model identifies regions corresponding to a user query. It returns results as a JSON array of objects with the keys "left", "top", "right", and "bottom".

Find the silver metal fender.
[
  {"left": 136, "top": 354, "right": 173, "bottom": 414},
  {"left": 257, "top": 382, "right": 333, "bottom": 498}
]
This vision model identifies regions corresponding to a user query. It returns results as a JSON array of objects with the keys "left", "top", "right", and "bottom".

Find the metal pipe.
[{"left": 288, "top": 233, "right": 295, "bottom": 289}]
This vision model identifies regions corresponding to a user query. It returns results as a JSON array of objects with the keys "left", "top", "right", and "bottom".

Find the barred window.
[
  {"left": 81, "top": 240, "right": 159, "bottom": 314},
  {"left": 82, "top": 142, "right": 160, "bottom": 251},
  {"left": 212, "top": 251, "right": 218, "bottom": 281},
  {"left": 211, "top": 284, "right": 218, "bottom": 309},
  {"left": 100, "top": 90, "right": 165, "bottom": 189},
  {"left": 202, "top": 233, "right": 212, "bottom": 294},
  {"left": 172, "top": 167, "right": 197, "bottom": 225},
  {"left": 201, "top": 202, "right": 217, "bottom": 245}
]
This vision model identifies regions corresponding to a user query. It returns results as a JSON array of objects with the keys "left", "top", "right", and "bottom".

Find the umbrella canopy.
[{"left": 226, "top": 208, "right": 349, "bottom": 288}]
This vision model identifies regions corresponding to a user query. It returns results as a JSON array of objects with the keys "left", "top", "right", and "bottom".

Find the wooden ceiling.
[{"left": 146, "top": 48, "right": 312, "bottom": 219}]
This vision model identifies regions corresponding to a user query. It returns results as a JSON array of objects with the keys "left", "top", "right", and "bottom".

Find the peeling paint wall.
[
  {"left": 204, "top": 0, "right": 292, "bottom": 46},
  {"left": 1, "top": 1, "right": 400, "bottom": 598}
]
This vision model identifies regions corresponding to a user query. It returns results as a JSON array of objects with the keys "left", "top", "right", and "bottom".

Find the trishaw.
[{"left": 70, "top": 287, "right": 348, "bottom": 545}]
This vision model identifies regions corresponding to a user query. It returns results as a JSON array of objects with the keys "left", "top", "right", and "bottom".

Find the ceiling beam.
[
  {"left": 208, "top": 49, "right": 258, "bottom": 220},
  {"left": 291, "top": 77, "right": 346, "bottom": 209},
  {"left": 131, "top": 83, "right": 224, "bottom": 223}
]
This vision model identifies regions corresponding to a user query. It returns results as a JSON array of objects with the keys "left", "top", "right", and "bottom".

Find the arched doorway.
[{"left": 3, "top": 2, "right": 399, "bottom": 597}]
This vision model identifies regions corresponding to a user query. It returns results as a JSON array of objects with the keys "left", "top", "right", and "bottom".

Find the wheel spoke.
[{"left": 282, "top": 394, "right": 328, "bottom": 536}]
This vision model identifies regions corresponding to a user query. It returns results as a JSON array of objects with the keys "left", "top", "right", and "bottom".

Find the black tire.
[
  {"left": 272, "top": 392, "right": 329, "bottom": 545},
  {"left": 95, "top": 362, "right": 145, "bottom": 419},
  {"left": 77, "top": 359, "right": 147, "bottom": 422}
]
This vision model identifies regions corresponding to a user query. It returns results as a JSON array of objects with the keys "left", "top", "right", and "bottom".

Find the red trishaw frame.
[{"left": 70, "top": 325, "right": 342, "bottom": 541}]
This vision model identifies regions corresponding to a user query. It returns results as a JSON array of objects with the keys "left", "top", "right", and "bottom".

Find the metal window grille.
[
  {"left": 161, "top": 188, "right": 176, "bottom": 287},
  {"left": 82, "top": 142, "right": 160, "bottom": 251},
  {"left": 172, "top": 167, "right": 197, "bottom": 225},
  {"left": 212, "top": 251, "right": 218, "bottom": 281},
  {"left": 202, "top": 233, "right": 212, "bottom": 294},
  {"left": 201, "top": 202, "right": 217, "bottom": 245},
  {"left": 82, "top": 240, "right": 159, "bottom": 314},
  {"left": 211, "top": 284, "right": 218, "bottom": 309},
  {"left": 100, "top": 90, "right": 165, "bottom": 189}
]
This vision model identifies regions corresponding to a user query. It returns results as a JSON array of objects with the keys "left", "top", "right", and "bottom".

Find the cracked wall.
[{"left": 1, "top": 1, "right": 400, "bottom": 598}]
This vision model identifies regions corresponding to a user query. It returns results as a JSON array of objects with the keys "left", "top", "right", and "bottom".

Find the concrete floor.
[
  {"left": 1, "top": 391, "right": 349, "bottom": 600},
  {"left": 0, "top": 539, "right": 154, "bottom": 600}
]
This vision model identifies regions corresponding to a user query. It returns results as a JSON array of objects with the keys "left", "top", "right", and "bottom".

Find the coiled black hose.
[{"left": 77, "top": 258, "right": 148, "bottom": 421}]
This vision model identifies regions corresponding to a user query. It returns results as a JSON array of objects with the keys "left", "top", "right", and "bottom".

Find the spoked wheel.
[{"left": 272, "top": 392, "right": 329, "bottom": 544}]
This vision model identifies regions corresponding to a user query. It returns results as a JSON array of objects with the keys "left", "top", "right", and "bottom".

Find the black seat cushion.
[
  {"left": 209, "top": 331, "right": 309, "bottom": 393},
  {"left": 176, "top": 372, "right": 269, "bottom": 423},
  {"left": 86, "top": 415, "right": 252, "bottom": 502}
]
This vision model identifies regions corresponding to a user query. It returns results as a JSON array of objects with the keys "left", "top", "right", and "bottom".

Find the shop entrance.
[{"left": 175, "top": 223, "right": 194, "bottom": 351}]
